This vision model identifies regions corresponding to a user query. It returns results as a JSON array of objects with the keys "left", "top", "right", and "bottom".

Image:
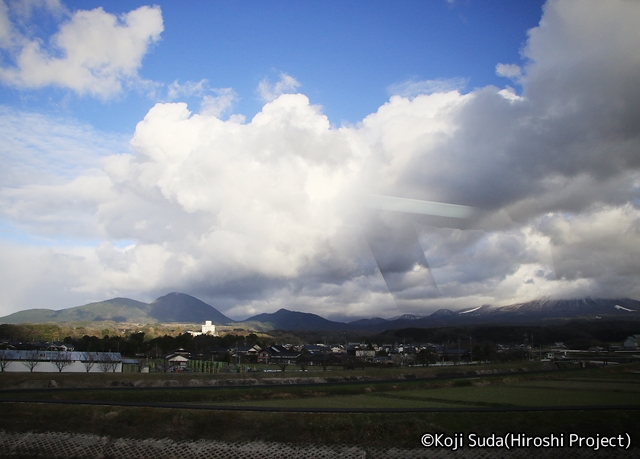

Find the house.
[
  {"left": 229, "top": 345, "right": 261, "bottom": 363},
  {"left": 302, "top": 344, "right": 330, "bottom": 353},
  {"left": 257, "top": 345, "right": 300, "bottom": 365},
  {"left": 166, "top": 354, "right": 189, "bottom": 371},
  {"left": 164, "top": 348, "right": 190, "bottom": 371},
  {"left": 209, "top": 346, "right": 230, "bottom": 361},
  {"left": 623, "top": 335, "right": 640, "bottom": 349},
  {"left": 433, "top": 347, "right": 471, "bottom": 362},
  {"left": 46, "top": 343, "right": 74, "bottom": 352},
  {"left": 347, "top": 345, "right": 375, "bottom": 361}
]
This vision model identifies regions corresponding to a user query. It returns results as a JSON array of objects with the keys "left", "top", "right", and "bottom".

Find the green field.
[
  {"left": 4, "top": 363, "right": 639, "bottom": 409},
  {"left": 1, "top": 363, "right": 639, "bottom": 448}
]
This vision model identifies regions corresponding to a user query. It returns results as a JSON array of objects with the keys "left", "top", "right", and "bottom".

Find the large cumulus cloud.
[{"left": 1, "top": 0, "right": 640, "bottom": 319}]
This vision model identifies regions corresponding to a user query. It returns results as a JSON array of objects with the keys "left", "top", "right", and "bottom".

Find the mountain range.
[
  {"left": 0, "top": 292, "right": 233, "bottom": 325},
  {"left": 1, "top": 294, "right": 639, "bottom": 331}
]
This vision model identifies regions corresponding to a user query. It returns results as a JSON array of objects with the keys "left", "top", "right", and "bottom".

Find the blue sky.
[
  {"left": 3, "top": 0, "right": 545, "bottom": 132},
  {"left": 1, "top": 0, "right": 640, "bottom": 321}
]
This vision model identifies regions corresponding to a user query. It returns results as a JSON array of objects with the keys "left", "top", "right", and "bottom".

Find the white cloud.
[
  {"left": 167, "top": 80, "right": 238, "bottom": 118},
  {"left": 0, "top": 106, "right": 128, "bottom": 188},
  {"left": 167, "top": 79, "right": 208, "bottom": 100},
  {"left": 1, "top": 0, "right": 640, "bottom": 318},
  {"left": 495, "top": 63, "right": 522, "bottom": 79},
  {"left": 0, "top": 2, "right": 12, "bottom": 48},
  {"left": 200, "top": 88, "right": 237, "bottom": 118},
  {"left": 387, "top": 77, "right": 468, "bottom": 98},
  {"left": 4, "top": 0, "right": 65, "bottom": 19},
  {"left": 257, "top": 72, "right": 301, "bottom": 102},
  {"left": 0, "top": 3, "right": 163, "bottom": 98}
]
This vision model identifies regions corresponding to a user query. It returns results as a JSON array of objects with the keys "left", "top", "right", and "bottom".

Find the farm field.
[
  {"left": 0, "top": 363, "right": 639, "bottom": 451},
  {"left": 2, "top": 363, "right": 640, "bottom": 409},
  {"left": 211, "top": 382, "right": 640, "bottom": 409}
]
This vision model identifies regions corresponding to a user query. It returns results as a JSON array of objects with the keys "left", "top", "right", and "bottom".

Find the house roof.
[{"left": 260, "top": 345, "right": 300, "bottom": 357}]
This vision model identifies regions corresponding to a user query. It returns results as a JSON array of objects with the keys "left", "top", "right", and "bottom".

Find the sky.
[{"left": 1, "top": 0, "right": 640, "bottom": 321}]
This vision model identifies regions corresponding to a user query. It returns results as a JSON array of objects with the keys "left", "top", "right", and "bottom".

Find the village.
[{"left": 1, "top": 321, "right": 639, "bottom": 374}]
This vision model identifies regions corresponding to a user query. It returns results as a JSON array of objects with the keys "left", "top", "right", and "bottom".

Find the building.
[
  {"left": 0, "top": 350, "right": 122, "bottom": 373},
  {"left": 257, "top": 345, "right": 299, "bottom": 365},
  {"left": 202, "top": 320, "right": 217, "bottom": 335},
  {"left": 186, "top": 320, "right": 218, "bottom": 337},
  {"left": 164, "top": 348, "right": 190, "bottom": 371},
  {"left": 230, "top": 345, "right": 261, "bottom": 363},
  {"left": 166, "top": 355, "right": 189, "bottom": 371},
  {"left": 623, "top": 335, "right": 640, "bottom": 349}
]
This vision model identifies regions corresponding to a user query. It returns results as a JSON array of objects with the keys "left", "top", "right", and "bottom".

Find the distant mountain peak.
[
  {"left": 149, "top": 292, "right": 232, "bottom": 324},
  {"left": 242, "top": 308, "right": 348, "bottom": 331},
  {"left": 429, "top": 309, "right": 456, "bottom": 318},
  {"left": 389, "top": 313, "right": 423, "bottom": 321}
]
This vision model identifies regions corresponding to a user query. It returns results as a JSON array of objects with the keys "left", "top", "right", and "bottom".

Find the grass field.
[{"left": 0, "top": 363, "right": 639, "bottom": 448}]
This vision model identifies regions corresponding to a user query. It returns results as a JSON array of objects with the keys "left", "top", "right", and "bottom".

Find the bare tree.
[
  {"left": 319, "top": 352, "right": 335, "bottom": 372},
  {"left": 155, "top": 358, "right": 171, "bottom": 373},
  {"left": 0, "top": 350, "right": 12, "bottom": 372},
  {"left": 296, "top": 352, "right": 310, "bottom": 372},
  {"left": 341, "top": 356, "right": 357, "bottom": 371},
  {"left": 52, "top": 351, "right": 73, "bottom": 373},
  {"left": 82, "top": 352, "right": 96, "bottom": 372},
  {"left": 97, "top": 353, "right": 119, "bottom": 373},
  {"left": 276, "top": 361, "right": 289, "bottom": 372},
  {"left": 22, "top": 350, "right": 40, "bottom": 372}
]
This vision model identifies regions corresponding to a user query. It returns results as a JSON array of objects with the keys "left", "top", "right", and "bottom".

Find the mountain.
[
  {"left": 489, "top": 298, "right": 640, "bottom": 318},
  {"left": 148, "top": 292, "right": 233, "bottom": 324},
  {"left": 348, "top": 317, "right": 388, "bottom": 328},
  {"left": 389, "top": 314, "right": 423, "bottom": 321},
  {"left": 360, "top": 298, "right": 640, "bottom": 331},
  {"left": 429, "top": 309, "right": 457, "bottom": 319},
  {"left": 0, "top": 298, "right": 151, "bottom": 324},
  {"left": 241, "top": 308, "right": 349, "bottom": 331},
  {"left": 2, "top": 294, "right": 639, "bottom": 330},
  {"left": 0, "top": 308, "right": 59, "bottom": 324},
  {"left": 0, "top": 293, "right": 232, "bottom": 325}
]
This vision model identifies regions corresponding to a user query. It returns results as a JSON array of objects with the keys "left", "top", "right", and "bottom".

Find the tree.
[
  {"left": 296, "top": 350, "right": 310, "bottom": 371},
  {"left": 97, "top": 353, "right": 119, "bottom": 373},
  {"left": 52, "top": 351, "right": 73, "bottom": 373},
  {"left": 415, "top": 349, "right": 436, "bottom": 366},
  {"left": 341, "top": 356, "right": 357, "bottom": 370},
  {"left": 155, "top": 358, "right": 171, "bottom": 373},
  {"left": 277, "top": 361, "right": 289, "bottom": 372},
  {"left": 22, "top": 350, "right": 40, "bottom": 372},
  {"left": 319, "top": 352, "right": 335, "bottom": 371},
  {"left": 0, "top": 350, "right": 12, "bottom": 372},
  {"left": 82, "top": 352, "right": 97, "bottom": 372}
]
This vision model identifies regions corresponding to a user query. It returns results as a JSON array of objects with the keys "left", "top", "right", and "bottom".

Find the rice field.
[
  {"left": 0, "top": 363, "right": 638, "bottom": 449},
  {"left": 201, "top": 371, "right": 640, "bottom": 409}
]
